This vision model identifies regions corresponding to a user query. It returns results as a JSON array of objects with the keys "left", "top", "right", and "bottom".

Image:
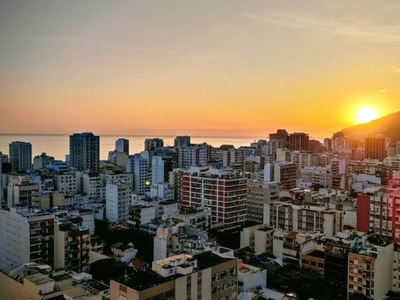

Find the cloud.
[
  {"left": 36, "top": 37, "right": 178, "bottom": 54},
  {"left": 378, "top": 89, "right": 387, "bottom": 93},
  {"left": 244, "top": 9, "right": 400, "bottom": 44},
  {"left": 392, "top": 66, "right": 400, "bottom": 73}
]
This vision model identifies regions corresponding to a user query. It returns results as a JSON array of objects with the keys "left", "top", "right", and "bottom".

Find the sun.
[{"left": 354, "top": 107, "right": 379, "bottom": 124}]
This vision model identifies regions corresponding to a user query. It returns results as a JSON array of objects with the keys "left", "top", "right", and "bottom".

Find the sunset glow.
[{"left": 0, "top": 1, "right": 399, "bottom": 139}]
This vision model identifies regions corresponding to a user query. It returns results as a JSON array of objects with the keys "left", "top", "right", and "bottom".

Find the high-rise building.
[
  {"left": 269, "top": 129, "right": 288, "bottom": 147},
  {"left": 396, "top": 141, "right": 400, "bottom": 156},
  {"left": 287, "top": 132, "right": 309, "bottom": 151},
  {"left": 246, "top": 181, "right": 279, "bottom": 224},
  {"left": 106, "top": 180, "right": 131, "bottom": 223},
  {"left": 347, "top": 236, "right": 393, "bottom": 300},
  {"left": 54, "top": 215, "right": 90, "bottom": 272},
  {"left": 116, "top": 138, "right": 129, "bottom": 154},
  {"left": 365, "top": 135, "right": 386, "bottom": 161},
  {"left": 152, "top": 156, "right": 173, "bottom": 184},
  {"left": 181, "top": 167, "right": 247, "bottom": 229},
  {"left": 264, "top": 161, "right": 297, "bottom": 189},
  {"left": 126, "top": 153, "right": 150, "bottom": 194},
  {"left": 174, "top": 135, "right": 191, "bottom": 151},
  {"left": 144, "top": 138, "right": 164, "bottom": 152},
  {"left": 324, "top": 240, "right": 350, "bottom": 300},
  {"left": 0, "top": 206, "right": 55, "bottom": 269},
  {"left": 177, "top": 144, "right": 208, "bottom": 168},
  {"left": 356, "top": 171, "right": 400, "bottom": 241},
  {"left": 9, "top": 141, "right": 32, "bottom": 171},
  {"left": 69, "top": 132, "right": 100, "bottom": 172}
]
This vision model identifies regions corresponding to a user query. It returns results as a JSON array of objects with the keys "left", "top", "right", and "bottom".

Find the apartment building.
[
  {"left": 177, "top": 144, "right": 208, "bottom": 168},
  {"left": 106, "top": 180, "right": 130, "bottom": 223},
  {"left": 54, "top": 216, "right": 90, "bottom": 273},
  {"left": 0, "top": 206, "right": 55, "bottom": 269},
  {"left": 54, "top": 171, "right": 77, "bottom": 194},
  {"left": 69, "top": 132, "right": 100, "bottom": 172},
  {"left": 264, "top": 161, "right": 297, "bottom": 190},
  {"left": 110, "top": 251, "right": 237, "bottom": 300},
  {"left": 9, "top": 141, "right": 32, "bottom": 171},
  {"left": 348, "top": 236, "right": 393, "bottom": 300},
  {"left": 265, "top": 200, "right": 342, "bottom": 238},
  {"left": 7, "top": 175, "right": 40, "bottom": 207},
  {"left": 247, "top": 180, "right": 279, "bottom": 223},
  {"left": 181, "top": 167, "right": 247, "bottom": 229}
]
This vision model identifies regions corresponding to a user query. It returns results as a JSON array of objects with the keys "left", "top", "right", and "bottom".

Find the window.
[{"left": 119, "top": 285, "right": 127, "bottom": 293}]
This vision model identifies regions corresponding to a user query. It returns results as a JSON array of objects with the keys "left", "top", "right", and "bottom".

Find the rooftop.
[{"left": 26, "top": 273, "right": 55, "bottom": 285}]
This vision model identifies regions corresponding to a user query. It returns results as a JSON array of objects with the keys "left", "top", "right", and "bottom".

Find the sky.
[{"left": 0, "top": 0, "right": 399, "bottom": 140}]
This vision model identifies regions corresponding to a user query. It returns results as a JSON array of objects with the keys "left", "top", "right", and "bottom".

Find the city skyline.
[{"left": 1, "top": 0, "right": 399, "bottom": 138}]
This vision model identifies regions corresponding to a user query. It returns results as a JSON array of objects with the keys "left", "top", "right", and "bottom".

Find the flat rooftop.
[{"left": 303, "top": 250, "right": 325, "bottom": 259}]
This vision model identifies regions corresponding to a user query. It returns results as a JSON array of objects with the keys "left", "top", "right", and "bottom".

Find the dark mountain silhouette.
[{"left": 339, "top": 111, "right": 400, "bottom": 142}]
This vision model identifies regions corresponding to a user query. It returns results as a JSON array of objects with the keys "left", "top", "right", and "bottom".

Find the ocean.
[{"left": 0, "top": 134, "right": 259, "bottom": 161}]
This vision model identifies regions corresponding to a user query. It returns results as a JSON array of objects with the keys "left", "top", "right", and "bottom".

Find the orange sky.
[{"left": 1, "top": 0, "right": 399, "bottom": 140}]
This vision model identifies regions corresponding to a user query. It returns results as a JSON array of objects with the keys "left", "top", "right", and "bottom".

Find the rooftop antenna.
[{"left": 123, "top": 269, "right": 129, "bottom": 283}]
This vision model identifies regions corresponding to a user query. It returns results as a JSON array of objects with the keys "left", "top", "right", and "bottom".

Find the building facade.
[
  {"left": 69, "top": 132, "right": 100, "bottom": 172},
  {"left": 9, "top": 141, "right": 32, "bottom": 171}
]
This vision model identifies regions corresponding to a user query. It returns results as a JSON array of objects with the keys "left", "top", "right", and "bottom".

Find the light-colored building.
[
  {"left": 54, "top": 171, "right": 77, "bottom": 194},
  {"left": 0, "top": 263, "right": 108, "bottom": 300},
  {"left": 149, "top": 182, "right": 174, "bottom": 200},
  {"left": 247, "top": 180, "right": 279, "bottom": 223},
  {"left": 33, "top": 152, "right": 55, "bottom": 169},
  {"left": 177, "top": 144, "right": 209, "bottom": 168},
  {"left": 82, "top": 172, "right": 101, "bottom": 200},
  {"left": 7, "top": 175, "right": 40, "bottom": 207},
  {"left": 106, "top": 180, "right": 130, "bottom": 223},
  {"left": 264, "top": 161, "right": 297, "bottom": 190},
  {"left": 171, "top": 206, "right": 211, "bottom": 231},
  {"left": 240, "top": 224, "right": 274, "bottom": 254},
  {"left": 126, "top": 153, "right": 150, "bottom": 195},
  {"left": 38, "top": 190, "right": 65, "bottom": 209},
  {"left": 54, "top": 216, "right": 90, "bottom": 273},
  {"left": 0, "top": 206, "right": 55, "bottom": 269},
  {"left": 348, "top": 237, "right": 394, "bottom": 300},
  {"left": 237, "top": 260, "right": 266, "bottom": 292},
  {"left": 264, "top": 200, "right": 343, "bottom": 238},
  {"left": 299, "top": 166, "right": 332, "bottom": 188},
  {"left": 181, "top": 166, "right": 247, "bottom": 229}
]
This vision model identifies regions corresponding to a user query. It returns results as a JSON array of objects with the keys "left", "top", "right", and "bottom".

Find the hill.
[{"left": 339, "top": 111, "right": 400, "bottom": 142}]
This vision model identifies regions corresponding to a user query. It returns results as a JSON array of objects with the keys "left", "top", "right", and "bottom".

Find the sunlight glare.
[{"left": 355, "top": 107, "right": 378, "bottom": 124}]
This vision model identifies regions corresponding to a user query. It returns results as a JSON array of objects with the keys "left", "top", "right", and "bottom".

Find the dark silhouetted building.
[{"left": 69, "top": 132, "right": 99, "bottom": 172}]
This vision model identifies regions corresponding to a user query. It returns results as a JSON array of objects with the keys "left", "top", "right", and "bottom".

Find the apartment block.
[
  {"left": 181, "top": 167, "right": 247, "bottom": 229},
  {"left": 240, "top": 224, "right": 274, "bottom": 254},
  {"left": 7, "top": 175, "right": 40, "bottom": 207},
  {"left": 348, "top": 237, "right": 393, "bottom": 300},
  {"left": 9, "top": 141, "right": 32, "bottom": 171},
  {"left": 264, "top": 200, "right": 342, "bottom": 238},
  {"left": 54, "top": 171, "right": 77, "bottom": 194},
  {"left": 247, "top": 180, "right": 279, "bottom": 223},
  {"left": 54, "top": 216, "right": 90, "bottom": 273},
  {"left": 110, "top": 251, "right": 237, "bottom": 300},
  {"left": 177, "top": 144, "right": 208, "bottom": 168},
  {"left": 106, "top": 180, "right": 130, "bottom": 223},
  {"left": 0, "top": 207, "right": 55, "bottom": 269},
  {"left": 264, "top": 161, "right": 297, "bottom": 190},
  {"left": 69, "top": 132, "right": 99, "bottom": 172}
]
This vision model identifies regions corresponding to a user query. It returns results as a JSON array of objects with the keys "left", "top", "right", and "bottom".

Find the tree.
[{"left": 349, "top": 292, "right": 370, "bottom": 300}]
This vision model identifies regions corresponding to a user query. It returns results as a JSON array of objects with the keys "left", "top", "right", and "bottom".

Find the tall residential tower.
[{"left": 69, "top": 132, "right": 100, "bottom": 172}]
